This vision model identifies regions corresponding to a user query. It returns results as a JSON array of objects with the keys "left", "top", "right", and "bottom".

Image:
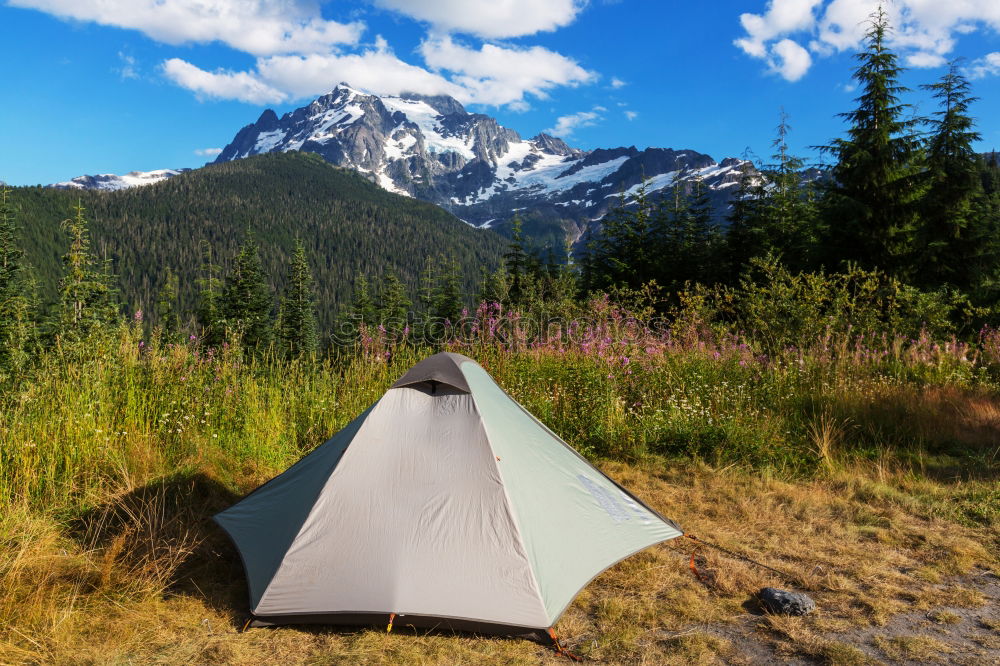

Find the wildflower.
[
  {"left": 189, "top": 334, "right": 197, "bottom": 341},
  {"left": 134, "top": 309, "right": 143, "bottom": 322}
]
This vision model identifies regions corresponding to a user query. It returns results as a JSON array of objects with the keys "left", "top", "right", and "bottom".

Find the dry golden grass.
[
  {"left": 0, "top": 456, "right": 995, "bottom": 665},
  {"left": 873, "top": 634, "right": 953, "bottom": 662}
]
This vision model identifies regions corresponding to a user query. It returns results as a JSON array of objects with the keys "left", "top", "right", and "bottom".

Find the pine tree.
[
  {"left": 432, "top": 258, "right": 465, "bottom": 325},
  {"left": 686, "top": 179, "right": 720, "bottom": 283},
  {"left": 821, "top": 5, "right": 922, "bottom": 274},
  {"left": 477, "top": 265, "right": 510, "bottom": 305},
  {"left": 760, "top": 112, "right": 818, "bottom": 271},
  {"left": 651, "top": 179, "right": 719, "bottom": 291},
  {"left": 53, "top": 201, "right": 119, "bottom": 343},
  {"left": 195, "top": 241, "right": 225, "bottom": 347},
  {"left": 585, "top": 184, "right": 655, "bottom": 291},
  {"left": 724, "top": 154, "right": 766, "bottom": 278},
  {"left": 0, "top": 187, "right": 34, "bottom": 377},
  {"left": 916, "top": 61, "right": 983, "bottom": 290},
  {"left": 222, "top": 234, "right": 273, "bottom": 350},
  {"left": 417, "top": 256, "right": 438, "bottom": 313},
  {"left": 277, "top": 240, "right": 319, "bottom": 356},
  {"left": 156, "top": 265, "right": 180, "bottom": 339},
  {"left": 345, "top": 274, "right": 377, "bottom": 335},
  {"left": 504, "top": 216, "right": 528, "bottom": 304},
  {"left": 377, "top": 271, "right": 411, "bottom": 337}
]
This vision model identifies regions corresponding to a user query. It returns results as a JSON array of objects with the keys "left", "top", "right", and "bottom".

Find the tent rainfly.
[{"left": 215, "top": 352, "right": 683, "bottom": 639}]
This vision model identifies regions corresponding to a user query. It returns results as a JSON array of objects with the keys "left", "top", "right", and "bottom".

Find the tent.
[{"left": 215, "top": 352, "right": 683, "bottom": 638}]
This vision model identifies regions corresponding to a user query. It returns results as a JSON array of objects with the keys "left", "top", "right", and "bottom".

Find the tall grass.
[{"left": 2, "top": 301, "right": 998, "bottom": 516}]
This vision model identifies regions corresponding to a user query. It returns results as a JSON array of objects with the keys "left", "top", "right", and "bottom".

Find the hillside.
[{"left": 11, "top": 152, "right": 505, "bottom": 331}]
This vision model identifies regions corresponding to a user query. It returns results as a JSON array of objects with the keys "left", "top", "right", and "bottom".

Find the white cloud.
[
  {"left": 769, "top": 38, "right": 812, "bottom": 81},
  {"left": 8, "top": 0, "right": 363, "bottom": 56},
  {"left": 735, "top": 0, "right": 824, "bottom": 59},
  {"left": 15, "top": 0, "right": 598, "bottom": 110},
  {"left": 195, "top": 148, "right": 223, "bottom": 156},
  {"left": 544, "top": 108, "right": 602, "bottom": 138},
  {"left": 162, "top": 58, "right": 288, "bottom": 104},
  {"left": 610, "top": 77, "right": 626, "bottom": 88},
  {"left": 624, "top": 110, "right": 638, "bottom": 120},
  {"left": 255, "top": 49, "right": 463, "bottom": 100},
  {"left": 372, "top": 0, "right": 583, "bottom": 39},
  {"left": 967, "top": 52, "right": 1000, "bottom": 79},
  {"left": 735, "top": 0, "right": 1000, "bottom": 81},
  {"left": 906, "top": 51, "right": 947, "bottom": 68},
  {"left": 419, "top": 35, "right": 596, "bottom": 107},
  {"left": 165, "top": 34, "right": 591, "bottom": 109}
]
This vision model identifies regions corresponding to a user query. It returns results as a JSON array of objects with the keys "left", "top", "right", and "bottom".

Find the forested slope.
[{"left": 10, "top": 152, "right": 505, "bottom": 330}]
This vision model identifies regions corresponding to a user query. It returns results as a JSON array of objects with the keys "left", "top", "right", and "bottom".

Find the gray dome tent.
[{"left": 215, "top": 352, "right": 682, "bottom": 638}]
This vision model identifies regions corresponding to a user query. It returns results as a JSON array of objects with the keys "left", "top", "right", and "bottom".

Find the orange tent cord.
[{"left": 547, "top": 628, "right": 583, "bottom": 661}]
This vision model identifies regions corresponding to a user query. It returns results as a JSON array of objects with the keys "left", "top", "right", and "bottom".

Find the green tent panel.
[{"left": 215, "top": 352, "right": 682, "bottom": 638}]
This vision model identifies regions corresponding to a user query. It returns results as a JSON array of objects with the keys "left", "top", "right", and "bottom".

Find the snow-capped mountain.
[
  {"left": 215, "top": 83, "right": 749, "bottom": 240},
  {"left": 52, "top": 169, "right": 188, "bottom": 192}
]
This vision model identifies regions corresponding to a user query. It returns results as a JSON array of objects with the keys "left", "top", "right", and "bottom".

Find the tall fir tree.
[
  {"left": 156, "top": 265, "right": 180, "bottom": 339},
  {"left": 53, "top": 201, "right": 119, "bottom": 343},
  {"left": 0, "top": 187, "right": 35, "bottom": 378},
  {"left": 724, "top": 154, "right": 766, "bottom": 278},
  {"left": 821, "top": 5, "right": 922, "bottom": 275},
  {"left": 584, "top": 185, "right": 655, "bottom": 291},
  {"left": 222, "top": 234, "right": 273, "bottom": 350},
  {"left": 916, "top": 61, "right": 984, "bottom": 291},
  {"left": 277, "top": 240, "right": 319, "bottom": 356},
  {"left": 195, "top": 241, "right": 225, "bottom": 346},
  {"left": 432, "top": 258, "right": 466, "bottom": 324},
  {"left": 343, "top": 273, "right": 377, "bottom": 340},
  {"left": 650, "top": 179, "right": 719, "bottom": 291},
  {"left": 377, "top": 271, "right": 411, "bottom": 337},
  {"left": 503, "top": 216, "right": 529, "bottom": 304},
  {"left": 760, "top": 112, "right": 818, "bottom": 271}
]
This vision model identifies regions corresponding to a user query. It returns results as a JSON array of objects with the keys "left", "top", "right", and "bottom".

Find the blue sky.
[{"left": 2, "top": 0, "right": 999, "bottom": 186}]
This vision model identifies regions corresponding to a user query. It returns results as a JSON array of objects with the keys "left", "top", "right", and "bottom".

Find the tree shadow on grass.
[{"left": 69, "top": 473, "right": 249, "bottom": 625}]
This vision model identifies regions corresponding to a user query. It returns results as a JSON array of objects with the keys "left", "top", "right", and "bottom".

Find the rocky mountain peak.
[
  {"left": 208, "top": 84, "right": 753, "bottom": 239},
  {"left": 399, "top": 92, "right": 467, "bottom": 116}
]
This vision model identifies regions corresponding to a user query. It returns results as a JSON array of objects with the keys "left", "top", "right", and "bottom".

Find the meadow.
[{"left": 1, "top": 294, "right": 998, "bottom": 664}]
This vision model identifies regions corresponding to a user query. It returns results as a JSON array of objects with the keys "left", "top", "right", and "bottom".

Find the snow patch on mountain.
[{"left": 52, "top": 169, "right": 187, "bottom": 191}]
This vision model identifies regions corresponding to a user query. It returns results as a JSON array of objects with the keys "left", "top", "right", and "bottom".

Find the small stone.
[{"left": 758, "top": 587, "right": 816, "bottom": 616}]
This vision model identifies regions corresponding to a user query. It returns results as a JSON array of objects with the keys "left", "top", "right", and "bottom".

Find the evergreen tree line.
[
  {"left": 0, "top": 191, "right": 504, "bottom": 377},
  {"left": 8, "top": 152, "right": 505, "bottom": 334},
  {"left": 581, "top": 8, "right": 1000, "bottom": 312},
  {"left": 0, "top": 195, "right": 326, "bottom": 367}
]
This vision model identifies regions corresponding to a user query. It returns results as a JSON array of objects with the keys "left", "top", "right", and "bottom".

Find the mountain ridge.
[
  {"left": 208, "top": 83, "right": 750, "bottom": 243},
  {"left": 48, "top": 84, "right": 755, "bottom": 245}
]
